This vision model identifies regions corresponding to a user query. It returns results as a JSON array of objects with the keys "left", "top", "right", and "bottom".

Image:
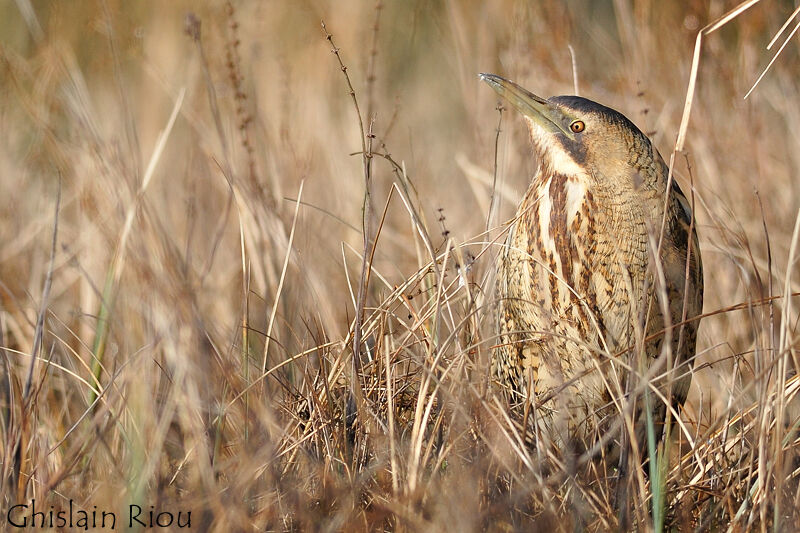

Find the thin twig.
[
  {"left": 485, "top": 103, "right": 503, "bottom": 236},
  {"left": 321, "top": 19, "right": 372, "bottom": 427}
]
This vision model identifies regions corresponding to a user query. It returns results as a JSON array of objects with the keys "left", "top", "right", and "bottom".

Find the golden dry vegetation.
[{"left": 1, "top": 0, "right": 799, "bottom": 530}]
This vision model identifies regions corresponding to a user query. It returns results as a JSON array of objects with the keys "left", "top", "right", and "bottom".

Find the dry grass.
[{"left": 1, "top": 0, "right": 799, "bottom": 531}]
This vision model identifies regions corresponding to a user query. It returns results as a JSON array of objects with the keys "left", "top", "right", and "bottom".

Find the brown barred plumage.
[{"left": 482, "top": 74, "right": 703, "bottom": 463}]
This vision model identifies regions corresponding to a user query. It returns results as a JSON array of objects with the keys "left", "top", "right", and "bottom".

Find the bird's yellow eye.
[{"left": 570, "top": 120, "right": 585, "bottom": 133}]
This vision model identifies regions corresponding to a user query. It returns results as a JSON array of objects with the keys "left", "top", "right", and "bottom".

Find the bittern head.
[{"left": 480, "top": 73, "right": 663, "bottom": 189}]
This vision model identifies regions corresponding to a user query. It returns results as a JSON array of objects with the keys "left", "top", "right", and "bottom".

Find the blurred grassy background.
[{"left": 1, "top": 0, "right": 799, "bottom": 530}]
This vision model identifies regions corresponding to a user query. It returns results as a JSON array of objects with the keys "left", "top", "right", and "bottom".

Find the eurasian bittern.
[{"left": 482, "top": 73, "right": 703, "bottom": 462}]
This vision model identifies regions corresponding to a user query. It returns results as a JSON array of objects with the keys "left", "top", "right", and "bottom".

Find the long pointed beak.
[{"left": 479, "top": 73, "right": 572, "bottom": 138}]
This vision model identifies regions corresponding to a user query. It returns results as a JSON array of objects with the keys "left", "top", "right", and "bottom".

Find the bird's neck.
[{"left": 527, "top": 169, "right": 665, "bottom": 234}]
